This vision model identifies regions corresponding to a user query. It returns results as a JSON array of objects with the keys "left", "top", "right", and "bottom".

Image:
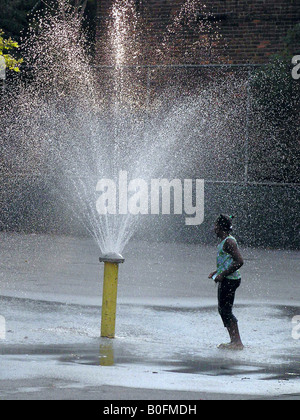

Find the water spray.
[{"left": 99, "top": 252, "right": 125, "bottom": 338}]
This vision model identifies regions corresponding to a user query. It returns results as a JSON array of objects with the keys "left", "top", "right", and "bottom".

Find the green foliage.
[
  {"left": 0, "top": 29, "right": 23, "bottom": 72},
  {"left": 282, "top": 23, "right": 300, "bottom": 59},
  {"left": 251, "top": 59, "right": 299, "bottom": 124},
  {"left": 251, "top": 24, "right": 300, "bottom": 124},
  {"left": 0, "top": 0, "right": 98, "bottom": 48},
  {"left": 249, "top": 24, "right": 300, "bottom": 183},
  {"left": 0, "top": 0, "right": 39, "bottom": 40}
]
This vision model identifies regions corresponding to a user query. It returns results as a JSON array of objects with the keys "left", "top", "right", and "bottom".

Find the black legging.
[{"left": 218, "top": 278, "right": 241, "bottom": 328}]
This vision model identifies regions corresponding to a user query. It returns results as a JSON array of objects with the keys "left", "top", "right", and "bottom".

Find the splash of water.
[{"left": 1, "top": 0, "right": 249, "bottom": 254}]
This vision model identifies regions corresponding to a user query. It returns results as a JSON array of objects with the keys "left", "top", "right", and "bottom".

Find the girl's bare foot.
[{"left": 217, "top": 342, "right": 244, "bottom": 351}]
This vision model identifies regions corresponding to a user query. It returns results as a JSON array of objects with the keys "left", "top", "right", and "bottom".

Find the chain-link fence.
[{"left": 0, "top": 64, "right": 299, "bottom": 248}]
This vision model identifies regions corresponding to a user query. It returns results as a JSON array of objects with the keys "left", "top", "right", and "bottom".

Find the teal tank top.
[{"left": 217, "top": 235, "right": 241, "bottom": 280}]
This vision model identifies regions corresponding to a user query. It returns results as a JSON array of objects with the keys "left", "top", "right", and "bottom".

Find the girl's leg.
[
  {"left": 218, "top": 280, "right": 244, "bottom": 350},
  {"left": 227, "top": 319, "right": 244, "bottom": 348}
]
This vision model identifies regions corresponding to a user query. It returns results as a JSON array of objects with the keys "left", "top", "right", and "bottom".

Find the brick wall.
[
  {"left": 96, "top": 0, "right": 300, "bottom": 64},
  {"left": 205, "top": 0, "right": 300, "bottom": 63}
]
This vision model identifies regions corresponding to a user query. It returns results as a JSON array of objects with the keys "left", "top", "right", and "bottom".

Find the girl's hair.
[{"left": 216, "top": 214, "right": 234, "bottom": 232}]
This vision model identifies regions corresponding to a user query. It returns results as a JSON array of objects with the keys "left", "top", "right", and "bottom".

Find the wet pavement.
[
  {"left": 1, "top": 295, "right": 300, "bottom": 399},
  {"left": 0, "top": 234, "right": 300, "bottom": 400}
]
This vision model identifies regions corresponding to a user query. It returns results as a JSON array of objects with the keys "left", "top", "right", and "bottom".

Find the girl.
[{"left": 209, "top": 215, "right": 244, "bottom": 350}]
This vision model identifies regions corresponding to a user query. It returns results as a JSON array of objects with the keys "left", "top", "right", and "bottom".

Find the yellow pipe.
[
  {"left": 99, "top": 253, "right": 124, "bottom": 339},
  {"left": 100, "top": 342, "right": 114, "bottom": 366},
  {"left": 101, "top": 261, "right": 119, "bottom": 338}
]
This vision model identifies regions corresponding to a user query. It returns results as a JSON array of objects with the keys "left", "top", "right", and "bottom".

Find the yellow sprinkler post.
[
  {"left": 99, "top": 253, "right": 125, "bottom": 339},
  {"left": 99, "top": 342, "right": 114, "bottom": 366}
]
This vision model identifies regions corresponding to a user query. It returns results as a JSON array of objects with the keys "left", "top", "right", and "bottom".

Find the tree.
[
  {"left": 249, "top": 24, "right": 300, "bottom": 183},
  {"left": 0, "top": 0, "right": 98, "bottom": 44},
  {"left": 57, "top": 0, "right": 88, "bottom": 19},
  {"left": 0, "top": 0, "right": 39, "bottom": 40},
  {"left": 0, "top": 29, "right": 23, "bottom": 74},
  {"left": 55, "top": 0, "right": 98, "bottom": 43},
  {"left": 251, "top": 24, "right": 300, "bottom": 124}
]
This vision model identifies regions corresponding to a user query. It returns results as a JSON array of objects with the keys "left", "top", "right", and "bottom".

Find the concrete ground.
[{"left": 0, "top": 233, "right": 299, "bottom": 400}]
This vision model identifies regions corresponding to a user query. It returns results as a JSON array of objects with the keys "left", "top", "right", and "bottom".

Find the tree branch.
[{"left": 79, "top": 0, "right": 88, "bottom": 20}]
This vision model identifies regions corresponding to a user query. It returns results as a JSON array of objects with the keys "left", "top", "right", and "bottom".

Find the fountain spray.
[
  {"left": 1, "top": 0, "right": 251, "bottom": 340},
  {"left": 99, "top": 253, "right": 125, "bottom": 338}
]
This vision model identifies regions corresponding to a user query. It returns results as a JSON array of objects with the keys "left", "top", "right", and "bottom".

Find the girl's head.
[{"left": 215, "top": 214, "right": 234, "bottom": 237}]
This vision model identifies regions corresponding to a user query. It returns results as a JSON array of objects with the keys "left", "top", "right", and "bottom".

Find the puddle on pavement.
[
  {"left": 55, "top": 344, "right": 300, "bottom": 382},
  {"left": 1, "top": 302, "right": 299, "bottom": 382}
]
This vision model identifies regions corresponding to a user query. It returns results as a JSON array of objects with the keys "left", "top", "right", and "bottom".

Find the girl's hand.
[
  {"left": 208, "top": 271, "right": 217, "bottom": 279},
  {"left": 214, "top": 273, "right": 225, "bottom": 283}
]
